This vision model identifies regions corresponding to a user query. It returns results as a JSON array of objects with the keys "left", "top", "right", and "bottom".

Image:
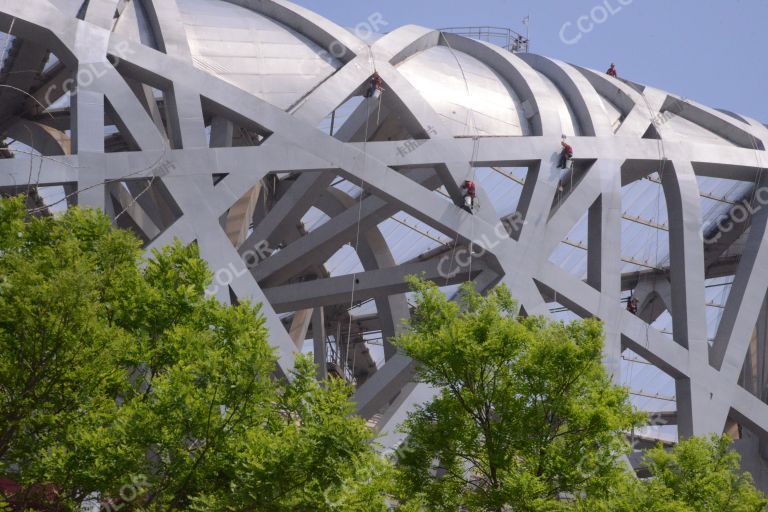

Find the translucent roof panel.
[
  {"left": 698, "top": 175, "right": 753, "bottom": 236},
  {"left": 324, "top": 244, "right": 364, "bottom": 277},
  {"left": 5, "top": 138, "right": 30, "bottom": 157},
  {"left": 649, "top": 310, "right": 674, "bottom": 338},
  {"left": 42, "top": 52, "right": 59, "bottom": 73},
  {"left": 378, "top": 212, "right": 452, "bottom": 265},
  {"left": 47, "top": 90, "right": 71, "bottom": 110},
  {"left": 544, "top": 171, "right": 760, "bottom": 281},
  {"left": 474, "top": 166, "right": 525, "bottom": 218},
  {"left": 705, "top": 276, "right": 733, "bottom": 342},
  {"left": 349, "top": 298, "right": 377, "bottom": 318},
  {"left": 0, "top": 32, "right": 14, "bottom": 72},
  {"left": 548, "top": 301, "right": 582, "bottom": 323},
  {"left": 37, "top": 186, "right": 68, "bottom": 214},
  {"left": 317, "top": 96, "right": 363, "bottom": 136},
  {"left": 549, "top": 235, "right": 588, "bottom": 280},
  {"left": 332, "top": 178, "right": 362, "bottom": 199},
  {"left": 621, "top": 175, "right": 670, "bottom": 273},
  {"left": 621, "top": 349, "right": 677, "bottom": 443},
  {"left": 290, "top": 146, "right": 754, "bottom": 443},
  {"left": 300, "top": 206, "right": 330, "bottom": 233}
]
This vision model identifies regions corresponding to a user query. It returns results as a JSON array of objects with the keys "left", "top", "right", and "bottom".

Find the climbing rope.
[
  {"left": 114, "top": 177, "right": 156, "bottom": 221},
  {"left": 27, "top": 148, "right": 170, "bottom": 214},
  {"left": 636, "top": 88, "right": 670, "bottom": 320},
  {"left": 467, "top": 134, "right": 482, "bottom": 282},
  {"left": 440, "top": 30, "right": 484, "bottom": 285},
  {"left": 343, "top": 45, "right": 378, "bottom": 381}
]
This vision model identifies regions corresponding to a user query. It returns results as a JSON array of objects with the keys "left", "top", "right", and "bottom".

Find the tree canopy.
[
  {"left": 583, "top": 435, "right": 767, "bottom": 512},
  {"left": 0, "top": 196, "right": 387, "bottom": 511},
  {"left": 390, "top": 277, "right": 767, "bottom": 512},
  {"left": 1, "top": 197, "right": 765, "bottom": 511}
]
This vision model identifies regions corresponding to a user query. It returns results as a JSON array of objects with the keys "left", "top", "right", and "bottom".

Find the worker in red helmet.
[
  {"left": 626, "top": 296, "right": 638, "bottom": 315},
  {"left": 607, "top": 63, "right": 618, "bottom": 77},
  {"left": 365, "top": 73, "right": 383, "bottom": 98},
  {"left": 461, "top": 179, "right": 476, "bottom": 213},
  {"left": 557, "top": 140, "right": 573, "bottom": 169}
]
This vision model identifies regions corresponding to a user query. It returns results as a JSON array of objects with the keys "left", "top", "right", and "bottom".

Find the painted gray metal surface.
[{"left": 1, "top": 0, "right": 768, "bottom": 483}]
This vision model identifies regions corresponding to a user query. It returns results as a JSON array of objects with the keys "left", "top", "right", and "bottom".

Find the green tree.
[
  {"left": 0, "top": 196, "right": 387, "bottom": 511},
  {"left": 391, "top": 277, "right": 643, "bottom": 511},
  {"left": 584, "top": 435, "right": 767, "bottom": 512}
]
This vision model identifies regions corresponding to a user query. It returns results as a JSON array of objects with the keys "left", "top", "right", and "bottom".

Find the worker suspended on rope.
[
  {"left": 607, "top": 63, "right": 618, "bottom": 78},
  {"left": 461, "top": 179, "right": 477, "bottom": 213},
  {"left": 557, "top": 140, "right": 573, "bottom": 169},
  {"left": 365, "top": 73, "right": 383, "bottom": 98},
  {"left": 627, "top": 296, "right": 639, "bottom": 315}
]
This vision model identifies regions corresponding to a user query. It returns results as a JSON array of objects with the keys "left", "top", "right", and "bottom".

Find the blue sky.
[{"left": 295, "top": 0, "right": 767, "bottom": 123}]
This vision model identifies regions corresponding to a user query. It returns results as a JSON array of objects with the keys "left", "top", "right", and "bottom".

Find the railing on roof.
[{"left": 439, "top": 26, "right": 529, "bottom": 53}]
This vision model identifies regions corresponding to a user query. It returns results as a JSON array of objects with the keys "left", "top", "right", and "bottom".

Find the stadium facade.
[{"left": 1, "top": 0, "right": 768, "bottom": 486}]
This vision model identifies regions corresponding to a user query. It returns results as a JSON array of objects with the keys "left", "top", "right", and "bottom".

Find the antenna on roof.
[{"left": 522, "top": 14, "right": 530, "bottom": 51}]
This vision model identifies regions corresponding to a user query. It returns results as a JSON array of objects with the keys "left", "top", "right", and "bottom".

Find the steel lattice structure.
[{"left": 2, "top": 0, "right": 768, "bottom": 482}]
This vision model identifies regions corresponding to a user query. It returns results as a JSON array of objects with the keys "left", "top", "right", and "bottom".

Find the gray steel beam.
[
  {"left": 3, "top": 1, "right": 768, "bottom": 480},
  {"left": 312, "top": 307, "right": 327, "bottom": 380},
  {"left": 263, "top": 257, "right": 485, "bottom": 313}
]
